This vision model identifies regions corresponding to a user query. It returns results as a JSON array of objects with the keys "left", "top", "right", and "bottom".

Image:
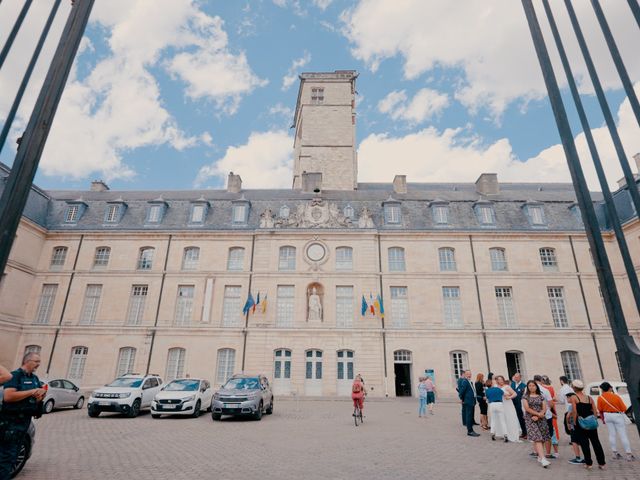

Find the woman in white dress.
[{"left": 497, "top": 375, "right": 522, "bottom": 442}]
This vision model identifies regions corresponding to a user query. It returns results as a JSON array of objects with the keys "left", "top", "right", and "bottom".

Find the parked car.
[
  {"left": 152, "top": 378, "right": 213, "bottom": 418},
  {"left": 586, "top": 380, "right": 635, "bottom": 422},
  {"left": 87, "top": 373, "right": 163, "bottom": 418},
  {"left": 41, "top": 378, "right": 84, "bottom": 414},
  {"left": 211, "top": 374, "right": 274, "bottom": 421},
  {"left": 0, "top": 386, "right": 36, "bottom": 478}
]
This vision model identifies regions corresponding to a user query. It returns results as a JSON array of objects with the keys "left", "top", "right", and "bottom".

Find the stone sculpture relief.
[{"left": 259, "top": 198, "right": 375, "bottom": 229}]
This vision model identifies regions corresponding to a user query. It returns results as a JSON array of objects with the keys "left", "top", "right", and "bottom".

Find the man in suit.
[
  {"left": 457, "top": 369, "right": 480, "bottom": 437},
  {"left": 510, "top": 372, "right": 527, "bottom": 439}
]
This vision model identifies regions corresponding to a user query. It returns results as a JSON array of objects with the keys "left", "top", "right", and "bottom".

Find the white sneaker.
[{"left": 539, "top": 458, "right": 550, "bottom": 468}]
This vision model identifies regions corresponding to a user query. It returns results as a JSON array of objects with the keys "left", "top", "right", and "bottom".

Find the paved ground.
[{"left": 19, "top": 399, "right": 640, "bottom": 480}]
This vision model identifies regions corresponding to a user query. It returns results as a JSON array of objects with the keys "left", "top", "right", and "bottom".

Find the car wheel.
[
  {"left": 74, "top": 397, "right": 85, "bottom": 409},
  {"left": 88, "top": 406, "right": 100, "bottom": 418},
  {"left": 254, "top": 402, "right": 263, "bottom": 421},
  {"left": 211, "top": 412, "right": 221, "bottom": 421},
  {"left": 10, "top": 434, "right": 30, "bottom": 478},
  {"left": 127, "top": 399, "right": 141, "bottom": 418},
  {"left": 43, "top": 399, "right": 55, "bottom": 414},
  {"left": 151, "top": 414, "right": 161, "bottom": 419},
  {"left": 192, "top": 400, "right": 201, "bottom": 418},
  {"left": 266, "top": 398, "right": 273, "bottom": 415}
]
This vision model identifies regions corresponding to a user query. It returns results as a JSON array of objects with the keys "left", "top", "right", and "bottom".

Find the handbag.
[
  {"left": 601, "top": 395, "right": 632, "bottom": 426},
  {"left": 578, "top": 414, "right": 599, "bottom": 430}
]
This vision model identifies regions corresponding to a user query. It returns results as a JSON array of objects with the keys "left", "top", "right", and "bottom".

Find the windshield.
[
  {"left": 163, "top": 379, "right": 199, "bottom": 391},
  {"left": 223, "top": 377, "right": 261, "bottom": 390},
  {"left": 616, "top": 386, "right": 628, "bottom": 395},
  {"left": 107, "top": 378, "right": 143, "bottom": 388}
]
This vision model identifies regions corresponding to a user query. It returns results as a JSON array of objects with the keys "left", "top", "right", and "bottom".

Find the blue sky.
[{"left": 0, "top": 0, "right": 639, "bottom": 192}]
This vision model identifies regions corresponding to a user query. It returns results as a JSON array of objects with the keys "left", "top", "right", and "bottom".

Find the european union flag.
[{"left": 242, "top": 292, "right": 255, "bottom": 315}]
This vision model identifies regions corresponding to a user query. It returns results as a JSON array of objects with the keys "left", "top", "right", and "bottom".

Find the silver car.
[
  {"left": 211, "top": 374, "right": 274, "bottom": 421},
  {"left": 42, "top": 378, "right": 85, "bottom": 414}
]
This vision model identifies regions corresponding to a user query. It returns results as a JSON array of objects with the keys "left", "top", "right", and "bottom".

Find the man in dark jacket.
[{"left": 457, "top": 370, "right": 480, "bottom": 437}]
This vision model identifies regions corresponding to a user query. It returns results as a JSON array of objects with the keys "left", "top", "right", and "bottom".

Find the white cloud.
[
  {"left": 313, "top": 0, "right": 333, "bottom": 10},
  {"left": 378, "top": 88, "right": 449, "bottom": 123},
  {"left": 341, "top": 0, "right": 640, "bottom": 117},
  {"left": 195, "top": 131, "right": 293, "bottom": 188},
  {"left": 282, "top": 52, "right": 311, "bottom": 91},
  {"left": 269, "top": 103, "right": 294, "bottom": 119},
  {"left": 359, "top": 83, "right": 640, "bottom": 191}
]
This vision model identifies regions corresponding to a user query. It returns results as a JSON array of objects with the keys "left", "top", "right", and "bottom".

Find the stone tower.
[{"left": 292, "top": 70, "right": 358, "bottom": 190}]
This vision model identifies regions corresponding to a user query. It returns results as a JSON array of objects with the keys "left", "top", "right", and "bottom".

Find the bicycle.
[{"left": 353, "top": 403, "right": 364, "bottom": 426}]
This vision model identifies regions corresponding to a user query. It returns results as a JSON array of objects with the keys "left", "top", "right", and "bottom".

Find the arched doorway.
[
  {"left": 394, "top": 350, "right": 412, "bottom": 397},
  {"left": 336, "top": 350, "right": 354, "bottom": 396},
  {"left": 304, "top": 349, "right": 323, "bottom": 396},
  {"left": 273, "top": 348, "right": 292, "bottom": 395}
]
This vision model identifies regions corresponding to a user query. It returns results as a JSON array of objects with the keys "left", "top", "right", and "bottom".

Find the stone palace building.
[{"left": 1, "top": 70, "right": 639, "bottom": 398}]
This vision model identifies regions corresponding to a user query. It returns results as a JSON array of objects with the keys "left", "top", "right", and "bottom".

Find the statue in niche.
[
  {"left": 358, "top": 206, "right": 375, "bottom": 228},
  {"left": 260, "top": 208, "right": 274, "bottom": 228},
  {"left": 307, "top": 287, "right": 323, "bottom": 321}
]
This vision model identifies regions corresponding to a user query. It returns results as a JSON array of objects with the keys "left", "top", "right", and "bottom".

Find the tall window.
[
  {"left": 390, "top": 286, "right": 409, "bottom": 328},
  {"left": 539, "top": 247, "right": 558, "bottom": 271},
  {"left": 438, "top": 247, "right": 456, "bottom": 271},
  {"left": 561, "top": 351, "right": 582, "bottom": 381},
  {"left": 126, "top": 285, "right": 148, "bottom": 325},
  {"left": 190, "top": 204, "right": 206, "bottom": 223},
  {"left": 276, "top": 286, "right": 295, "bottom": 328},
  {"left": 442, "top": 287, "right": 462, "bottom": 328},
  {"left": 182, "top": 247, "right": 200, "bottom": 270},
  {"left": 147, "top": 204, "right": 163, "bottom": 223},
  {"left": 93, "top": 247, "right": 111, "bottom": 268},
  {"left": 388, "top": 247, "right": 406, "bottom": 272},
  {"left": 65, "top": 205, "right": 79, "bottom": 223},
  {"left": 116, "top": 347, "right": 136, "bottom": 377},
  {"left": 336, "top": 286, "right": 353, "bottom": 328},
  {"left": 528, "top": 205, "right": 546, "bottom": 225},
  {"left": 548, "top": 287, "right": 568, "bottom": 328},
  {"left": 450, "top": 350, "right": 468, "bottom": 381},
  {"left": 305, "top": 350, "right": 322, "bottom": 380},
  {"left": 68, "top": 346, "right": 88, "bottom": 380},
  {"left": 311, "top": 87, "right": 324, "bottom": 104},
  {"left": 227, "top": 247, "right": 245, "bottom": 271},
  {"left": 222, "top": 286, "right": 242, "bottom": 327},
  {"left": 24, "top": 345, "right": 41, "bottom": 355},
  {"left": 35, "top": 284, "right": 58, "bottom": 324},
  {"left": 335, "top": 247, "right": 353, "bottom": 270},
  {"left": 174, "top": 285, "right": 195, "bottom": 326},
  {"left": 274, "top": 349, "right": 292, "bottom": 379},
  {"left": 105, "top": 204, "right": 121, "bottom": 223},
  {"left": 337, "top": 350, "right": 354, "bottom": 380},
  {"left": 489, "top": 248, "right": 508, "bottom": 271},
  {"left": 476, "top": 205, "right": 495, "bottom": 225},
  {"left": 495, "top": 287, "right": 516, "bottom": 328},
  {"left": 278, "top": 246, "right": 296, "bottom": 271},
  {"left": 79, "top": 284, "right": 102, "bottom": 325},
  {"left": 432, "top": 205, "right": 449, "bottom": 224},
  {"left": 166, "top": 348, "right": 186, "bottom": 380},
  {"left": 216, "top": 348, "right": 235, "bottom": 384},
  {"left": 137, "top": 247, "right": 154, "bottom": 270},
  {"left": 384, "top": 203, "right": 401, "bottom": 224},
  {"left": 50, "top": 246, "right": 67, "bottom": 270}
]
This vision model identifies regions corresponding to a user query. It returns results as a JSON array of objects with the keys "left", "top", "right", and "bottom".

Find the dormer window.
[
  {"left": 146, "top": 199, "right": 167, "bottom": 224},
  {"left": 279, "top": 205, "right": 290, "bottom": 218},
  {"left": 104, "top": 200, "right": 126, "bottom": 224},
  {"left": 189, "top": 199, "right": 209, "bottom": 224},
  {"left": 383, "top": 199, "right": 401, "bottom": 225},
  {"left": 64, "top": 201, "right": 87, "bottom": 224},
  {"left": 474, "top": 203, "right": 495, "bottom": 226},
  {"left": 524, "top": 202, "right": 546, "bottom": 226},
  {"left": 431, "top": 202, "right": 449, "bottom": 225},
  {"left": 232, "top": 199, "right": 250, "bottom": 224}
]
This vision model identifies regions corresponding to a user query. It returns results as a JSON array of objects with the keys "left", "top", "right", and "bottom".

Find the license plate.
[
  {"left": 98, "top": 401, "right": 110, "bottom": 406},
  {"left": 224, "top": 403, "right": 240, "bottom": 408},
  {"left": 163, "top": 404, "right": 176, "bottom": 409}
]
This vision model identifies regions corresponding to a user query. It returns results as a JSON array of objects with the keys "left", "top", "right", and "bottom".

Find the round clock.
[{"left": 307, "top": 243, "right": 326, "bottom": 262}]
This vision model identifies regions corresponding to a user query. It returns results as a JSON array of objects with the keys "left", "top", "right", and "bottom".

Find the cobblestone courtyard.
[{"left": 20, "top": 399, "right": 640, "bottom": 480}]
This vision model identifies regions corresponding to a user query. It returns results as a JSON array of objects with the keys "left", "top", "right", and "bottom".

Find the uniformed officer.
[{"left": 0, "top": 352, "right": 46, "bottom": 480}]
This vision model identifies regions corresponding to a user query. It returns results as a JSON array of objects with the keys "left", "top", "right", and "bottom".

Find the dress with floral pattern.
[{"left": 524, "top": 394, "right": 551, "bottom": 442}]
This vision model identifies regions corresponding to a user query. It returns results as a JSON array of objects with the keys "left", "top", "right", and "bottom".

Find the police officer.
[{"left": 0, "top": 352, "right": 45, "bottom": 480}]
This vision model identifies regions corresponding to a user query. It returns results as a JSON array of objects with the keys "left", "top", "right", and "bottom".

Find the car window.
[
  {"left": 108, "top": 378, "right": 143, "bottom": 388},
  {"left": 62, "top": 380, "right": 76, "bottom": 390},
  {"left": 223, "top": 377, "right": 261, "bottom": 390},
  {"left": 589, "top": 387, "right": 600, "bottom": 396},
  {"left": 49, "top": 380, "right": 62, "bottom": 388},
  {"left": 142, "top": 379, "right": 153, "bottom": 389},
  {"left": 163, "top": 379, "right": 199, "bottom": 391},
  {"left": 616, "top": 386, "right": 628, "bottom": 395}
]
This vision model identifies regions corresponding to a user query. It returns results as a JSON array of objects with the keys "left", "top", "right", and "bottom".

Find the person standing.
[
  {"left": 0, "top": 352, "right": 46, "bottom": 480},
  {"left": 496, "top": 375, "right": 521, "bottom": 442},
  {"left": 534, "top": 374, "right": 554, "bottom": 458},
  {"left": 475, "top": 373, "right": 488, "bottom": 430},
  {"left": 557, "top": 378, "right": 584, "bottom": 465},
  {"left": 523, "top": 380, "right": 551, "bottom": 468},
  {"left": 417, "top": 377, "right": 427, "bottom": 418},
  {"left": 542, "top": 375, "right": 560, "bottom": 458},
  {"left": 569, "top": 380, "right": 606, "bottom": 470},
  {"left": 510, "top": 373, "right": 527, "bottom": 439},
  {"left": 486, "top": 381, "right": 508, "bottom": 442},
  {"left": 597, "top": 382, "right": 635, "bottom": 461},
  {"left": 424, "top": 375, "right": 436, "bottom": 415},
  {"left": 457, "top": 370, "right": 479, "bottom": 437}
]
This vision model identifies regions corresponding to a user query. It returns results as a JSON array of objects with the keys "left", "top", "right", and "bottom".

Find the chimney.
[
  {"left": 90, "top": 180, "right": 109, "bottom": 192},
  {"left": 227, "top": 172, "right": 242, "bottom": 193},
  {"left": 475, "top": 173, "right": 499, "bottom": 195},
  {"left": 301, "top": 172, "right": 322, "bottom": 193},
  {"left": 393, "top": 175, "right": 407, "bottom": 194}
]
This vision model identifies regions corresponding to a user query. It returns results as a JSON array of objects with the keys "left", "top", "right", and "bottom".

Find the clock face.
[{"left": 307, "top": 243, "right": 326, "bottom": 262}]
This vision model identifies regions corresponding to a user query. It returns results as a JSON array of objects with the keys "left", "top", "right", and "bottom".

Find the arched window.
[
  {"left": 50, "top": 246, "right": 68, "bottom": 270},
  {"left": 278, "top": 246, "right": 296, "bottom": 271},
  {"left": 216, "top": 348, "right": 236, "bottom": 384},
  {"left": 337, "top": 350, "right": 354, "bottom": 380},
  {"left": 24, "top": 345, "right": 41, "bottom": 356},
  {"left": 274, "top": 349, "right": 292, "bottom": 379},
  {"left": 68, "top": 346, "right": 88, "bottom": 380},
  {"left": 539, "top": 247, "right": 558, "bottom": 271},
  {"left": 335, "top": 247, "right": 353, "bottom": 271},
  {"left": 449, "top": 350, "right": 468, "bottom": 381},
  {"left": 93, "top": 247, "right": 111, "bottom": 268},
  {"left": 227, "top": 247, "right": 245, "bottom": 271},
  {"left": 182, "top": 247, "right": 200, "bottom": 270},
  {"left": 388, "top": 247, "right": 405, "bottom": 272},
  {"left": 137, "top": 247, "right": 155, "bottom": 270},
  {"left": 438, "top": 247, "right": 456, "bottom": 271},
  {"left": 489, "top": 247, "right": 508, "bottom": 271},
  {"left": 394, "top": 350, "right": 412, "bottom": 363},
  {"left": 305, "top": 349, "right": 323, "bottom": 380},
  {"left": 560, "top": 351, "right": 582, "bottom": 381},
  {"left": 116, "top": 347, "right": 136, "bottom": 377},
  {"left": 166, "top": 347, "right": 186, "bottom": 380}
]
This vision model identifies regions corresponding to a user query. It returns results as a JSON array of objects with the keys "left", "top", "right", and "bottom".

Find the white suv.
[{"left": 87, "top": 374, "right": 163, "bottom": 418}]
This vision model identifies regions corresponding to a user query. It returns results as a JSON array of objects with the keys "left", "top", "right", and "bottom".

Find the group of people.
[
  {"left": 457, "top": 369, "right": 636, "bottom": 469},
  {"left": 417, "top": 376, "right": 436, "bottom": 417}
]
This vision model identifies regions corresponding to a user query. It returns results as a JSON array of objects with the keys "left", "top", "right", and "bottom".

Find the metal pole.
[
  {"left": 0, "top": 0, "right": 95, "bottom": 281},
  {"left": 590, "top": 0, "right": 640, "bottom": 127},
  {"left": 521, "top": 0, "right": 640, "bottom": 437},
  {"left": 0, "top": 0, "right": 62, "bottom": 155},
  {"left": 542, "top": 0, "right": 640, "bottom": 317},
  {"left": 627, "top": 0, "right": 640, "bottom": 33},
  {"left": 563, "top": 0, "right": 640, "bottom": 217},
  {"left": 0, "top": 0, "right": 33, "bottom": 70}
]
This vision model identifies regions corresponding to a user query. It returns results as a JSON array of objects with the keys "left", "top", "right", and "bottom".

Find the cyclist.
[{"left": 351, "top": 374, "right": 366, "bottom": 416}]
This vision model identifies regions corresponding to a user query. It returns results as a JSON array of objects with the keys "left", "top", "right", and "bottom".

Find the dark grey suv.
[{"left": 211, "top": 374, "right": 274, "bottom": 421}]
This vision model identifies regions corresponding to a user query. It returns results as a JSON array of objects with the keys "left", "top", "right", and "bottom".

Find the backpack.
[{"left": 352, "top": 382, "right": 362, "bottom": 393}]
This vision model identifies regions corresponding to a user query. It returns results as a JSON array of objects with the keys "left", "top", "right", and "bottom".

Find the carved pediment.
[{"left": 260, "top": 199, "right": 375, "bottom": 229}]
